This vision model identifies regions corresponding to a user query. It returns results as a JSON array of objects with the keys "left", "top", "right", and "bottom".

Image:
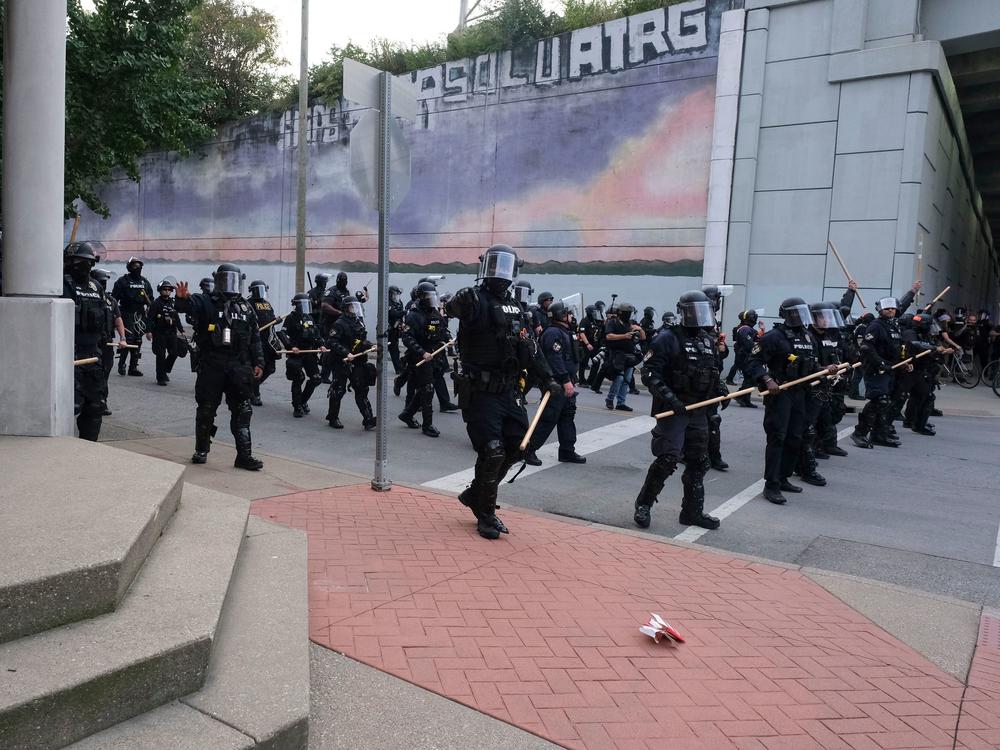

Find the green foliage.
[
  {"left": 280, "top": 0, "right": 682, "bottom": 108},
  {"left": 187, "top": 0, "right": 291, "bottom": 125},
  {"left": 63, "top": 0, "right": 217, "bottom": 217}
]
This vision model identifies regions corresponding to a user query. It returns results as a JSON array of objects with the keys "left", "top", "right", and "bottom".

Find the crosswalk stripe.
[{"left": 421, "top": 415, "right": 655, "bottom": 493}]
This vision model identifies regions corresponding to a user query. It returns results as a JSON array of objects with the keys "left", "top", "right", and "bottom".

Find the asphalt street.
[{"left": 104, "top": 357, "right": 1000, "bottom": 608}]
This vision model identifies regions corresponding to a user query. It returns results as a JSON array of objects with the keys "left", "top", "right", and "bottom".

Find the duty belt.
[{"left": 466, "top": 368, "right": 517, "bottom": 393}]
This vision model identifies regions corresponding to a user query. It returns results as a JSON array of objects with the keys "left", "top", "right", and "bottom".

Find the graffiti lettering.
[{"left": 279, "top": 1, "right": 709, "bottom": 148}]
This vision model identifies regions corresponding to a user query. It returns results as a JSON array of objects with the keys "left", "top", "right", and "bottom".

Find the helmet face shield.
[
  {"left": 679, "top": 300, "right": 716, "bottom": 328},
  {"left": 249, "top": 282, "right": 268, "bottom": 300},
  {"left": 216, "top": 270, "right": 241, "bottom": 296},
  {"left": 514, "top": 284, "right": 532, "bottom": 304},
  {"left": 344, "top": 300, "right": 363, "bottom": 318},
  {"left": 292, "top": 296, "right": 312, "bottom": 315},
  {"left": 421, "top": 291, "right": 440, "bottom": 309},
  {"left": 811, "top": 308, "right": 841, "bottom": 330},
  {"left": 782, "top": 304, "right": 813, "bottom": 328},
  {"left": 479, "top": 250, "right": 518, "bottom": 283},
  {"left": 876, "top": 297, "right": 898, "bottom": 312}
]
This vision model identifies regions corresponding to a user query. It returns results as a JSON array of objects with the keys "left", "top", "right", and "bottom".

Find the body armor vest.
[
  {"left": 663, "top": 328, "right": 720, "bottom": 399},
  {"left": 458, "top": 290, "right": 531, "bottom": 377},
  {"left": 66, "top": 277, "right": 107, "bottom": 356},
  {"left": 777, "top": 326, "right": 817, "bottom": 381}
]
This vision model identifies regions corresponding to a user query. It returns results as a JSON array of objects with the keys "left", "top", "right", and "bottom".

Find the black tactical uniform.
[
  {"left": 63, "top": 243, "right": 110, "bottom": 441},
  {"left": 792, "top": 306, "right": 837, "bottom": 487},
  {"left": 577, "top": 305, "right": 601, "bottom": 384},
  {"left": 325, "top": 300, "right": 376, "bottom": 430},
  {"left": 111, "top": 257, "right": 153, "bottom": 376},
  {"left": 809, "top": 302, "right": 849, "bottom": 459},
  {"left": 744, "top": 298, "right": 820, "bottom": 505},
  {"left": 387, "top": 285, "right": 405, "bottom": 374},
  {"left": 446, "top": 245, "right": 555, "bottom": 540},
  {"left": 633, "top": 290, "right": 721, "bottom": 530},
  {"left": 524, "top": 302, "right": 585, "bottom": 465},
  {"left": 705, "top": 327, "right": 730, "bottom": 471},
  {"left": 91, "top": 268, "right": 124, "bottom": 390},
  {"left": 280, "top": 294, "right": 323, "bottom": 418},
  {"left": 900, "top": 313, "right": 940, "bottom": 435},
  {"left": 248, "top": 280, "right": 280, "bottom": 406},
  {"left": 398, "top": 282, "right": 451, "bottom": 437},
  {"left": 175, "top": 264, "right": 265, "bottom": 470},
  {"left": 639, "top": 307, "right": 657, "bottom": 353},
  {"left": 147, "top": 278, "right": 184, "bottom": 385},
  {"left": 854, "top": 296, "right": 909, "bottom": 449},
  {"left": 728, "top": 310, "right": 758, "bottom": 402}
]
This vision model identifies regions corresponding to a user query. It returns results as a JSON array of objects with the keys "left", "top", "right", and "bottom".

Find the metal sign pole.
[{"left": 372, "top": 71, "right": 393, "bottom": 491}]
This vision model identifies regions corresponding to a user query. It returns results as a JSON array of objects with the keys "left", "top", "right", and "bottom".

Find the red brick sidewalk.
[{"left": 253, "top": 484, "right": 1000, "bottom": 750}]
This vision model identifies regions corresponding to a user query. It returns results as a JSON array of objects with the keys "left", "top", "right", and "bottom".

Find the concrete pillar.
[{"left": 0, "top": 0, "right": 74, "bottom": 437}]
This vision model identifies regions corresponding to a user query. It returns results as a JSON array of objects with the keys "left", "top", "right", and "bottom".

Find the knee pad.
[
  {"left": 708, "top": 414, "right": 722, "bottom": 430},
  {"left": 477, "top": 439, "right": 506, "bottom": 476},
  {"left": 651, "top": 455, "right": 677, "bottom": 476},
  {"left": 196, "top": 405, "right": 217, "bottom": 424},
  {"left": 308, "top": 372, "right": 323, "bottom": 386},
  {"left": 330, "top": 384, "right": 347, "bottom": 400},
  {"left": 80, "top": 402, "right": 105, "bottom": 421}
]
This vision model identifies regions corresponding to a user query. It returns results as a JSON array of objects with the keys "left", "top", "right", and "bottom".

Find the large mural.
[{"left": 75, "top": 1, "right": 723, "bottom": 283}]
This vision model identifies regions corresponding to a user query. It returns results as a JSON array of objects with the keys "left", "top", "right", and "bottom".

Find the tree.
[{"left": 187, "top": 0, "right": 290, "bottom": 126}]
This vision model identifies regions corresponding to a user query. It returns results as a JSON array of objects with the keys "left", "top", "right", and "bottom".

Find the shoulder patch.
[
  {"left": 552, "top": 341, "right": 561, "bottom": 352},
  {"left": 751, "top": 342, "right": 762, "bottom": 355}
]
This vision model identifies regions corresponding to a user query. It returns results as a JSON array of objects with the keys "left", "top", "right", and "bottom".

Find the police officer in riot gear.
[
  {"left": 639, "top": 306, "right": 657, "bottom": 352},
  {"left": 513, "top": 279, "right": 534, "bottom": 311},
  {"left": 248, "top": 280, "right": 280, "bottom": 406},
  {"left": 325, "top": 299, "right": 377, "bottom": 430},
  {"left": 634, "top": 290, "right": 721, "bottom": 530},
  {"left": 398, "top": 281, "right": 451, "bottom": 437},
  {"left": 174, "top": 264, "right": 265, "bottom": 470},
  {"left": 854, "top": 296, "right": 909, "bottom": 448},
  {"left": 809, "top": 302, "right": 849, "bottom": 459},
  {"left": 727, "top": 310, "right": 758, "bottom": 405},
  {"left": 523, "top": 301, "right": 586, "bottom": 466},
  {"left": 199, "top": 278, "right": 214, "bottom": 294},
  {"left": 901, "top": 312, "right": 948, "bottom": 435},
  {"left": 111, "top": 256, "right": 153, "bottom": 376},
  {"left": 91, "top": 268, "right": 127, "bottom": 410},
  {"left": 745, "top": 297, "right": 838, "bottom": 505},
  {"left": 387, "top": 285, "right": 405, "bottom": 373},
  {"left": 146, "top": 277, "right": 185, "bottom": 385},
  {"left": 659, "top": 310, "right": 676, "bottom": 330},
  {"left": 531, "top": 291, "right": 554, "bottom": 334},
  {"left": 791, "top": 302, "right": 839, "bottom": 486},
  {"left": 280, "top": 293, "right": 325, "bottom": 418},
  {"left": 64, "top": 242, "right": 110, "bottom": 440},
  {"left": 446, "top": 244, "right": 557, "bottom": 540}
]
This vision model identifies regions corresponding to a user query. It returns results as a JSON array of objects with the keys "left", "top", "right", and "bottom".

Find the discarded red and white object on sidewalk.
[{"left": 640, "top": 613, "right": 685, "bottom": 644}]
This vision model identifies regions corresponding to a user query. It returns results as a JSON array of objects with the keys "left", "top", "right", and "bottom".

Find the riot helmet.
[
  {"left": 343, "top": 299, "right": 363, "bottom": 318},
  {"left": 388, "top": 285, "right": 402, "bottom": 303},
  {"left": 199, "top": 277, "right": 215, "bottom": 294},
  {"left": 661, "top": 310, "right": 677, "bottom": 326},
  {"left": 415, "top": 281, "right": 439, "bottom": 311},
  {"left": 291, "top": 293, "right": 312, "bottom": 316},
  {"left": 839, "top": 304, "right": 853, "bottom": 325},
  {"left": 335, "top": 271, "right": 348, "bottom": 290},
  {"left": 91, "top": 268, "right": 113, "bottom": 290},
  {"left": 702, "top": 284, "right": 733, "bottom": 313},
  {"left": 778, "top": 297, "right": 813, "bottom": 328},
  {"left": 478, "top": 244, "right": 519, "bottom": 293},
  {"left": 537, "top": 291, "right": 554, "bottom": 307},
  {"left": 593, "top": 300, "right": 606, "bottom": 321},
  {"left": 898, "top": 313, "right": 915, "bottom": 328},
  {"left": 513, "top": 280, "right": 534, "bottom": 305},
  {"left": 547, "top": 300, "right": 569, "bottom": 323},
  {"left": 64, "top": 241, "right": 100, "bottom": 265},
  {"left": 910, "top": 313, "right": 932, "bottom": 333},
  {"left": 808, "top": 301, "right": 842, "bottom": 330},
  {"left": 676, "top": 290, "right": 716, "bottom": 328},
  {"left": 314, "top": 273, "right": 330, "bottom": 290},
  {"left": 643, "top": 305, "right": 655, "bottom": 318},
  {"left": 738, "top": 309, "right": 758, "bottom": 327},
  {"left": 126, "top": 255, "right": 143, "bottom": 275},
  {"left": 249, "top": 280, "right": 268, "bottom": 300},
  {"left": 214, "top": 263, "right": 242, "bottom": 297},
  {"left": 157, "top": 276, "right": 178, "bottom": 294},
  {"left": 615, "top": 302, "right": 636, "bottom": 323},
  {"left": 875, "top": 297, "right": 898, "bottom": 316},
  {"left": 418, "top": 276, "right": 439, "bottom": 288}
]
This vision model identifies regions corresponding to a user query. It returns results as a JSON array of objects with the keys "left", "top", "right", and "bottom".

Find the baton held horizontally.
[
  {"left": 345, "top": 345, "right": 378, "bottom": 363},
  {"left": 73, "top": 357, "right": 99, "bottom": 366},
  {"left": 415, "top": 343, "right": 449, "bottom": 367}
]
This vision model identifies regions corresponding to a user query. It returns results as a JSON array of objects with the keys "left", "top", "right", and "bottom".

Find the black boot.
[
  {"left": 762, "top": 484, "right": 787, "bottom": 504},
  {"left": 633, "top": 457, "right": 674, "bottom": 528},
  {"left": 798, "top": 471, "right": 827, "bottom": 487},
  {"left": 191, "top": 415, "right": 214, "bottom": 464},
  {"left": 558, "top": 450, "right": 586, "bottom": 464},
  {"left": 232, "top": 404, "right": 263, "bottom": 470},
  {"left": 709, "top": 455, "right": 729, "bottom": 471},
  {"left": 678, "top": 477, "right": 720, "bottom": 530},
  {"left": 825, "top": 445, "right": 848, "bottom": 457},
  {"left": 293, "top": 404, "right": 305, "bottom": 418},
  {"left": 633, "top": 500, "right": 652, "bottom": 529},
  {"left": 779, "top": 479, "right": 803, "bottom": 493},
  {"left": 523, "top": 449, "right": 542, "bottom": 466},
  {"left": 398, "top": 412, "right": 420, "bottom": 429}
]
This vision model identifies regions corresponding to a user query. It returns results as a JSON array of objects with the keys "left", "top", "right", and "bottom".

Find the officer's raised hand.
[{"left": 175, "top": 281, "right": 190, "bottom": 299}]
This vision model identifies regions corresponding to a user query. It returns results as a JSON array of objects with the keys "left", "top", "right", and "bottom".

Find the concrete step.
[
  {"left": 0, "top": 484, "right": 249, "bottom": 750},
  {"left": 0, "top": 437, "right": 184, "bottom": 644},
  {"left": 68, "top": 516, "right": 310, "bottom": 750}
]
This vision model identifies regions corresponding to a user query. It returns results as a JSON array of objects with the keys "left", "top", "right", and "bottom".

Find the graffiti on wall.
[{"left": 77, "top": 0, "right": 723, "bottom": 277}]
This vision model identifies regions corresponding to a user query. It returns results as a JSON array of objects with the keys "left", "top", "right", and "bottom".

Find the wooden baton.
[
  {"left": 73, "top": 357, "right": 99, "bottom": 366},
  {"left": 519, "top": 391, "right": 551, "bottom": 452},
  {"left": 415, "top": 342, "right": 449, "bottom": 367},
  {"left": 345, "top": 345, "right": 378, "bottom": 363},
  {"left": 827, "top": 240, "right": 868, "bottom": 309}
]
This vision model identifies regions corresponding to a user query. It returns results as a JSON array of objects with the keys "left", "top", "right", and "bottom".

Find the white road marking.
[
  {"left": 421, "top": 415, "right": 655, "bottom": 493},
  {"left": 993, "top": 522, "right": 1000, "bottom": 568},
  {"left": 673, "top": 425, "right": 856, "bottom": 544}
]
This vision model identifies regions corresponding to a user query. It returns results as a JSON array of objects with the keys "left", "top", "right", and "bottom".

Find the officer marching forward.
[
  {"left": 633, "top": 291, "right": 722, "bottom": 531},
  {"left": 523, "top": 300, "right": 586, "bottom": 467},
  {"left": 248, "top": 280, "right": 280, "bottom": 406},
  {"left": 745, "top": 298, "right": 839, "bottom": 505},
  {"left": 91, "top": 267, "right": 127, "bottom": 415},
  {"left": 111, "top": 256, "right": 153, "bottom": 376},
  {"left": 325, "top": 299, "right": 377, "bottom": 430},
  {"left": 63, "top": 242, "right": 110, "bottom": 441},
  {"left": 398, "top": 281, "right": 451, "bottom": 438},
  {"left": 146, "top": 277, "right": 184, "bottom": 386},
  {"left": 280, "top": 294, "right": 325, "bottom": 418},
  {"left": 174, "top": 265, "right": 265, "bottom": 470},
  {"left": 446, "top": 245, "right": 558, "bottom": 540}
]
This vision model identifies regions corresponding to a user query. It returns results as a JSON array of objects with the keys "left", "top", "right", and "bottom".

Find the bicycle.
[
  {"left": 993, "top": 364, "right": 1000, "bottom": 398},
  {"left": 982, "top": 358, "right": 1000, "bottom": 386},
  {"left": 950, "top": 350, "right": 981, "bottom": 389}
]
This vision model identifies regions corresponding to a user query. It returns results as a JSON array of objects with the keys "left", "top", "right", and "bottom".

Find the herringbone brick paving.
[{"left": 252, "top": 484, "right": 1000, "bottom": 749}]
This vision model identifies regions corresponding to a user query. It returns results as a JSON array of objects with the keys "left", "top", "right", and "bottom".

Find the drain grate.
[{"left": 979, "top": 612, "right": 1000, "bottom": 650}]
